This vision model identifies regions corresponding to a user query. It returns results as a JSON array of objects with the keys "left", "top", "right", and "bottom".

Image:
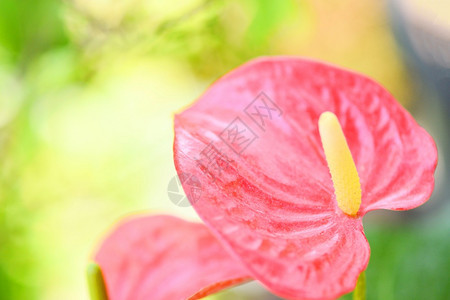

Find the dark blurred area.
[{"left": 0, "top": 0, "right": 448, "bottom": 299}]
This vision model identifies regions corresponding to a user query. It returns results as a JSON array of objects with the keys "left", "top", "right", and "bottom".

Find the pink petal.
[
  {"left": 173, "top": 57, "right": 436, "bottom": 298},
  {"left": 95, "top": 215, "right": 251, "bottom": 300}
]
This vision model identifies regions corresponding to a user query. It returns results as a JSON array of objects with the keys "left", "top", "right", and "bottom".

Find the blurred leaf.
[{"left": 0, "top": 0, "right": 68, "bottom": 67}]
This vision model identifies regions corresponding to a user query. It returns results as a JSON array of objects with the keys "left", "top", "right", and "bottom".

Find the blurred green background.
[{"left": 0, "top": 0, "right": 448, "bottom": 299}]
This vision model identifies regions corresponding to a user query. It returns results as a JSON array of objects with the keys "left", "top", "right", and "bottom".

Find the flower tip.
[
  {"left": 318, "top": 111, "right": 336, "bottom": 124},
  {"left": 86, "top": 262, "right": 108, "bottom": 300},
  {"left": 319, "top": 111, "right": 361, "bottom": 216}
]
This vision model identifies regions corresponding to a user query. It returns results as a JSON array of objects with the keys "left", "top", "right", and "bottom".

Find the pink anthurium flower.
[
  {"left": 92, "top": 57, "right": 437, "bottom": 300},
  {"left": 94, "top": 215, "right": 252, "bottom": 300}
]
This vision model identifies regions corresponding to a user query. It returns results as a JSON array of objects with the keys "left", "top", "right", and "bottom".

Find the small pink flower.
[{"left": 95, "top": 215, "right": 251, "bottom": 299}]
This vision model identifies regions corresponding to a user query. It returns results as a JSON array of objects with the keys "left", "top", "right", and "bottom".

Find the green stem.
[
  {"left": 86, "top": 262, "right": 109, "bottom": 300},
  {"left": 353, "top": 271, "right": 366, "bottom": 300}
]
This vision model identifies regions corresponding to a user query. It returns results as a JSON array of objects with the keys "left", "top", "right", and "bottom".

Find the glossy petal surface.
[
  {"left": 174, "top": 57, "right": 436, "bottom": 299},
  {"left": 95, "top": 215, "right": 251, "bottom": 300}
]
